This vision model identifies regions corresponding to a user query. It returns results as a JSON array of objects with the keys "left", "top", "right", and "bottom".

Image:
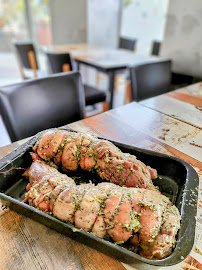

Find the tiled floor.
[{"left": 0, "top": 52, "right": 127, "bottom": 148}]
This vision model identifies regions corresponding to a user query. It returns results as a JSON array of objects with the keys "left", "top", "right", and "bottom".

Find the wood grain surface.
[
  {"left": 141, "top": 82, "right": 202, "bottom": 129},
  {"left": 0, "top": 83, "right": 202, "bottom": 270}
]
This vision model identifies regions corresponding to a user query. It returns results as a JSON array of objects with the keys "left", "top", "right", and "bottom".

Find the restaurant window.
[
  {"left": 120, "top": 0, "right": 169, "bottom": 54},
  {"left": 0, "top": 0, "right": 29, "bottom": 51},
  {"left": 0, "top": 0, "right": 51, "bottom": 52},
  {"left": 29, "top": 0, "right": 52, "bottom": 46}
]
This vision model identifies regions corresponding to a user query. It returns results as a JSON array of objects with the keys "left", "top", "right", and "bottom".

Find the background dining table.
[
  {"left": 43, "top": 43, "right": 164, "bottom": 109},
  {"left": 0, "top": 82, "right": 201, "bottom": 270}
]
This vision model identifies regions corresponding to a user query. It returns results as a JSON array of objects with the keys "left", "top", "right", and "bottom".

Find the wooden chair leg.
[
  {"left": 114, "top": 74, "right": 126, "bottom": 93},
  {"left": 103, "top": 101, "right": 109, "bottom": 112},
  {"left": 114, "top": 75, "right": 119, "bottom": 93},
  {"left": 124, "top": 81, "right": 132, "bottom": 104},
  {"left": 96, "top": 72, "right": 101, "bottom": 88},
  {"left": 84, "top": 108, "right": 87, "bottom": 118},
  {"left": 84, "top": 102, "right": 108, "bottom": 118},
  {"left": 28, "top": 50, "right": 38, "bottom": 78},
  {"left": 62, "top": 63, "right": 70, "bottom": 73},
  {"left": 96, "top": 72, "right": 108, "bottom": 88}
]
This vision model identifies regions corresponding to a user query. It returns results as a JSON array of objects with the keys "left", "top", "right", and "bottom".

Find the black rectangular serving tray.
[{"left": 0, "top": 128, "right": 199, "bottom": 266}]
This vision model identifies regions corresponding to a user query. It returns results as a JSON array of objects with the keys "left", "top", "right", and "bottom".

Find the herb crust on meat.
[{"left": 24, "top": 160, "right": 181, "bottom": 260}]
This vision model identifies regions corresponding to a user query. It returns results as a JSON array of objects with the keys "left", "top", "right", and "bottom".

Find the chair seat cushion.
[{"left": 84, "top": 84, "right": 106, "bottom": 106}]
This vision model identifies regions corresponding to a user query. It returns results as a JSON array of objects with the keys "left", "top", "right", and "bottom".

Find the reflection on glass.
[
  {"left": 0, "top": 0, "right": 28, "bottom": 51},
  {"left": 30, "top": 0, "right": 52, "bottom": 46}
]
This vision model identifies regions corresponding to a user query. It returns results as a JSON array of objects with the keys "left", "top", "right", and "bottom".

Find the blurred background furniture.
[
  {"left": 13, "top": 42, "right": 46, "bottom": 80},
  {"left": 150, "top": 40, "right": 194, "bottom": 89},
  {"left": 46, "top": 52, "right": 108, "bottom": 114},
  {"left": 0, "top": 72, "right": 85, "bottom": 142},
  {"left": 96, "top": 37, "right": 137, "bottom": 93},
  {"left": 171, "top": 72, "right": 194, "bottom": 90},
  {"left": 115, "top": 37, "right": 137, "bottom": 90},
  {"left": 48, "top": 43, "right": 163, "bottom": 109},
  {"left": 125, "top": 59, "right": 172, "bottom": 103},
  {"left": 0, "top": 81, "right": 201, "bottom": 269},
  {"left": 47, "top": 52, "right": 76, "bottom": 73},
  {"left": 151, "top": 40, "right": 161, "bottom": 56},
  {"left": 119, "top": 36, "right": 137, "bottom": 51}
]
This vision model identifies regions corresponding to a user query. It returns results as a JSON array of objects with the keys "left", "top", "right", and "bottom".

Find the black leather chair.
[
  {"left": 151, "top": 41, "right": 193, "bottom": 88},
  {"left": 46, "top": 52, "right": 108, "bottom": 110},
  {"left": 96, "top": 37, "right": 137, "bottom": 90},
  {"left": 13, "top": 42, "right": 46, "bottom": 79},
  {"left": 125, "top": 60, "right": 172, "bottom": 103},
  {"left": 151, "top": 41, "right": 161, "bottom": 56},
  {"left": 171, "top": 72, "right": 193, "bottom": 89},
  {"left": 0, "top": 72, "right": 85, "bottom": 142},
  {"left": 119, "top": 37, "right": 137, "bottom": 51},
  {"left": 109, "top": 37, "right": 137, "bottom": 92},
  {"left": 47, "top": 52, "right": 75, "bottom": 73}
]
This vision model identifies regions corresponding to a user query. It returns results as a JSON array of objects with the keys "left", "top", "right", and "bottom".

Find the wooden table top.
[
  {"left": 0, "top": 83, "right": 202, "bottom": 270},
  {"left": 43, "top": 43, "right": 162, "bottom": 72},
  {"left": 43, "top": 43, "right": 166, "bottom": 110},
  {"left": 141, "top": 82, "right": 202, "bottom": 130}
]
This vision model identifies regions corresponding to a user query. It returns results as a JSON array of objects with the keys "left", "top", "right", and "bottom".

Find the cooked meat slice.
[
  {"left": 147, "top": 166, "right": 158, "bottom": 179},
  {"left": 94, "top": 140, "right": 120, "bottom": 160},
  {"left": 24, "top": 160, "right": 181, "bottom": 260},
  {"left": 23, "top": 159, "right": 50, "bottom": 186},
  {"left": 139, "top": 191, "right": 167, "bottom": 245},
  {"left": 26, "top": 175, "right": 53, "bottom": 211},
  {"left": 130, "top": 189, "right": 144, "bottom": 213},
  {"left": 138, "top": 191, "right": 172, "bottom": 258},
  {"left": 35, "top": 130, "right": 65, "bottom": 161},
  {"left": 91, "top": 215, "right": 106, "bottom": 238},
  {"left": 72, "top": 184, "right": 92, "bottom": 225},
  {"left": 74, "top": 186, "right": 100, "bottom": 231},
  {"left": 24, "top": 160, "right": 75, "bottom": 213},
  {"left": 150, "top": 205, "right": 181, "bottom": 259},
  {"left": 107, "top": 190, "right": 133, "bottom": 242},
  {"left": 61, "top": 135, "right": 80, "bottom": 171},
  {"left": 23, "top": 160, "right": 75, "bottom": 188},
  {"left": 91, "top": 183, "right": 119, "bottom": 237},
  {"left": 103, "top": 185, "right": 123, "bottom": 227},
  {"left": 95, "top": 144, "right": 155, "bottom": 189},
  {"left": 139, "top": 206, "right": 160, "bottom": 244},
  {"left": 33, "top": 130, "right": 157, "bottom": 189},
  {"left": 54, "top": 133, "right": 70, "bottom": 165},
  {"left": 79, "top": 134, "right": 97, "bottom": 171},
  {"left": 49, "top": 185, "right": 66, "bottom": 212},
  {"left": 53, "top": 186, "right": 76, "bottom": 223}
]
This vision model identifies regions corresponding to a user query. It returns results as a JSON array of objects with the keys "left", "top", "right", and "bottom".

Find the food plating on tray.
[{"left": 22, "top": 129, "right": 181, "bottom": 260}]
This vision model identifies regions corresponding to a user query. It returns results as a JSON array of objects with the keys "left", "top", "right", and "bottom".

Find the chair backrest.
[
  {"left": 119, "top": 37, "right": 136, "bottom": 51},
  {"left": 151, "top": 41, "right": 161, "bottom": 56},
  {"left": 0, "top": 72, "right": 85, "bottom": 142},
  {"left": 129, "top": 60, "right": 172, "bottom": 102},
  {"left": 13, "top": 42, "right": 39, "bottom": 69},
  {"left": 46, "top": 52, "right": 74, "bottom": 74}
]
